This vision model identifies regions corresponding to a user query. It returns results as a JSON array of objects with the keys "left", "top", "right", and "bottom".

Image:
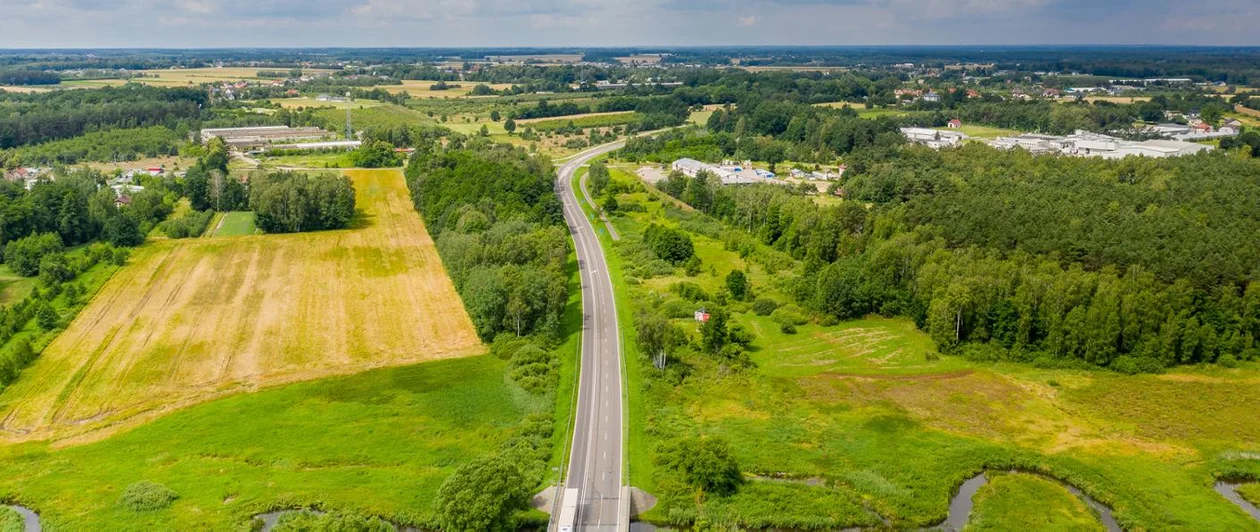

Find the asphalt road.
[{"left": 558, "top": 141, "right": 629, "bottom": 531}]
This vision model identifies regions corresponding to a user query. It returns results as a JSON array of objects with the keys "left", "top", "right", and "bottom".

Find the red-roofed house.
[{"left": 947, "top": 119, "right": 963, "bottom": 129}]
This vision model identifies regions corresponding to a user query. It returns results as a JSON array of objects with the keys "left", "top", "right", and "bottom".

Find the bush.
[
  {"left": 35, "top": 302, "right": 58, "bottom": 331},
  {"left": 669, "top": 282, "right": 710, "bottom": 303},
  {"left": 752, "top": 298, "right": 779, "bottom": 316},
  {"left": 1217, "top": 353, "right": 1239, "bottom": 368},
  {"left": 159, "top": 209, "right": 215, "bottom": 238},
  {"left": 1110, "top": 355, "right": 1167, "bottom": 375},
  {"left": 4, "top": 232, "right": 64, "bottom": 277},
  {"left": 780, "top": 322, "right": 797, "bottom": 334},
  {"left": 661, "top": 299, "right": 697, "bottom": 319},
  {"left": 38, "top": 252, "right": 74, "bottom": 287},
  {"left": 434, "top": 456, "right": 531, "bottom": 532},
  {"left": 656, "top": 436, "right": 743, "bottom": 496},
  {"left": 643, "top": 224, "right": 695, "bottom": 264},
  {"left": 118, "top": 481, "right": 178, "bottom": 511},
  {"left": 771, "top": 307, "right": 808, "bottom": 327},
  {"left": 110, "top": 247, "right": 131, "bottom": 266}
]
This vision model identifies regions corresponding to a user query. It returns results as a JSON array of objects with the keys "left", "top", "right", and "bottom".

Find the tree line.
[
  {"left": 650, "top": 143, "right": 1260, "bottom": 372},
  {"left": 404, "top": 139, "right": 569, "bottom": 341},
  {"left": 0, "top": 85, "right": 207, "bottom": 149}
]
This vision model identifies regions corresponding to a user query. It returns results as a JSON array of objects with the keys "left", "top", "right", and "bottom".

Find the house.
[
  {"left": 114, "top": 195, "right": 132, "bottom": 208},
  {"left": 1223, "top": 118, "right": 1244, "bottom": 129},
  {"left": 947, "top": 119, "right": 963, "bottom": 129},
  {"left": 694, "top": 309, "right": 710, "bottom": 323},
  {"left": 146, "top": 167, "right": 163, "bottom": 176},
  {"left": 1193, "top": 122, "right": 1213, "bottom": 133},
  {"left": 922, "top": 91, "right": 942, "bottom": 103},
  {"left": 790, "top": 169, "right": 806, "bottom": 179}
]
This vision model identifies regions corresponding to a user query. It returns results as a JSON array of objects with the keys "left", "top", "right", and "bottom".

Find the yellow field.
[
  {"left": 0, "top": 85, "right": 55, "bottom": 93},
  {"left": 130, "top": 67, "right": 337, "bottom": 87},
  {"left": 272, "top": 97, "right": 383, "bottom": 110},
  {"left": 0, "top": 169, "right": 481, "bottom": 445},
  {"left": 1082, "top": 96, "right": 1151, "bottom": 104},
  {"left": 375, "top": 80, "right": 515, "bottom": 98}
]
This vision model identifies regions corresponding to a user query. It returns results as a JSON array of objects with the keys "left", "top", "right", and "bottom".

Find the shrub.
[
  {"left": 110, "top": 247, "right": 131, "bottom": 266},
  {"left": 4, "top": 232, "right": 64, "bottom": 277},
  {"left": 159, "top": 209, "right": 214, "bottom": 238},
  {"left": 643, "top": 224, "right": 694, "bottom": 264},
  {"left": 771, "top": 307, "right": 807, "bottom": 327},
  {"left": 656, "top": 436, "right": 743, "bottom": 496},
  {"left": 434, "top": 456, "right": 531, "bottom": 532},
  {"left": 1110, "top": 355, "right": 1166, "bottom": 375},
  {"left": 1217, "top": 353, "right": 1239, "bottom": 369},
  {"left": 669, "top": 282, "right": 710, "bottom": 303},
  {"left": 752, "top": 298, "right": 779, "bottom": 316},
  {"left": 780, "top": 322, "right": 797, "bottom": 334},
  {"left": 119, "top": 481, "right": 178, "bottom": 511},
  {"left": 38, "top": 252, "right": 74, "bottom": 287}
]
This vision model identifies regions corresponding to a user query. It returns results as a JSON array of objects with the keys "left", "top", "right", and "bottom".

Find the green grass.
[
  {"left": 313, "top": 104, "right": 438, "bottom": 132},
  {"left": 260, "top": 152, "right": 354, "bottom": 169},
  {"left": 1241, "top": 483, "right": 1260, "bottom": 506},
  {"left": 0, "top": 356, "right": 532, "bottom": 530},
  {"left": 527, "top": 112, "right": 637, "bottom": 132},
  {"left": 0, "top": 265, "right": 36, "bottom": 306},
  {"left": 0, "top": 507, "right": 20, "bottom": 532},
  {"left": 0, "top": 246, "right": 122, "bottom": 367},
  {"left": 967, "top": 472, "right": 1104, "bottom": 531},
  {"left": 211, "top": 212, "right": 257, "bottom": 237},
  {"left": 592, "top": 154, "right": 1260, "bottom": 530}
]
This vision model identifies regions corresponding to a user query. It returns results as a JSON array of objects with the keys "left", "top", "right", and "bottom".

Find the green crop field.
[
  {"left": 210, "top": 212, "right": 257, "bottom": 237},
  {"left": 522, "top": 112, "right": 637, "bottom": 131},
  {"left": 592, "top": 158, "right": 1260, "bottom": 530},
  {"left": 0, "top": 356, "right": 533, "bottom": 529}
]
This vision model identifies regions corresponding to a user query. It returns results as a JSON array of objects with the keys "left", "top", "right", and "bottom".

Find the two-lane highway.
[{"left": 557, "top": 141, "right": 628, "bottom": 531}]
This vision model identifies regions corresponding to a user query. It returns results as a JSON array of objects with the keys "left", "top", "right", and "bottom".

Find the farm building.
[
  {"left": 200, "top": 126, "right": 333, "bottom": 148},
  {"left": 900, "top": 127, "right": 967, "bottom": 149}
]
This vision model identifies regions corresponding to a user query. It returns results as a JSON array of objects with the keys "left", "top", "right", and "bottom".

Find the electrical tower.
[{"left": 345, "top": 91, "right": 353, "bottom": 139}]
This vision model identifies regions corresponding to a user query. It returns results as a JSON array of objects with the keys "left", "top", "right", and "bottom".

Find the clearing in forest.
[{"left": 0, "top": 169, "right": 481, "bottom": 444}]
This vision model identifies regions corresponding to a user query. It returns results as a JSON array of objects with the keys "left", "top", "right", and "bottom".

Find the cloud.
[{"left": 0, "top": 0, "right": 1256, "bottom": 47}]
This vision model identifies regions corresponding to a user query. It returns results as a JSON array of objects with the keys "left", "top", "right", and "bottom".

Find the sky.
[{"left": 1, "top": 0, "right": 1258, "bottom": 48}]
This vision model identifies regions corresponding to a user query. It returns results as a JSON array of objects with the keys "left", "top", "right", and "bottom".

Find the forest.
[
  {"left": 636, "top": 143, "right": 1260, "bottom": 373},
  {"left": 404, "top": 139, "right": 569, "bottom": 341},
  {"left": 0, "top": 85, "right": 207, "bottom": 149}
]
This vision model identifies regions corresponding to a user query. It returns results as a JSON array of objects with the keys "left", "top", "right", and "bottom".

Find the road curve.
[{"left": 557, "top": 141, "right": 628, "bottom": 531}]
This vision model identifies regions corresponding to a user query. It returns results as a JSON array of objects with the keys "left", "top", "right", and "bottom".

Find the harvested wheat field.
[{"left": 0, "top": 169, "right": 481, "bottom": 445}]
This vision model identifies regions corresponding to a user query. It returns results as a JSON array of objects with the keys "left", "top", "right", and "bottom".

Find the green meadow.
[
  {"left": 0, "top": 356, "right": 534, "bottom": 529},
  {"left": 590, "top": 158, "right": 1260, "bottom": 530},
  {"left": 210, "top": 211, "right": 258, "bottom": 237}
]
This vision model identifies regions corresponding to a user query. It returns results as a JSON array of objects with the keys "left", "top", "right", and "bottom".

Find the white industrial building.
[
  {"left": 986, "top": 130, "right": 1212, "bottom": 159},
  {"left": 671, "top": 158, "right": 778, "bottom": 186},
  {"left": 900, "top": 127, "right": 968, "bottom": 149},
  {"left": 200, "top": 126, "right": 332, "bottom": 148}
]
